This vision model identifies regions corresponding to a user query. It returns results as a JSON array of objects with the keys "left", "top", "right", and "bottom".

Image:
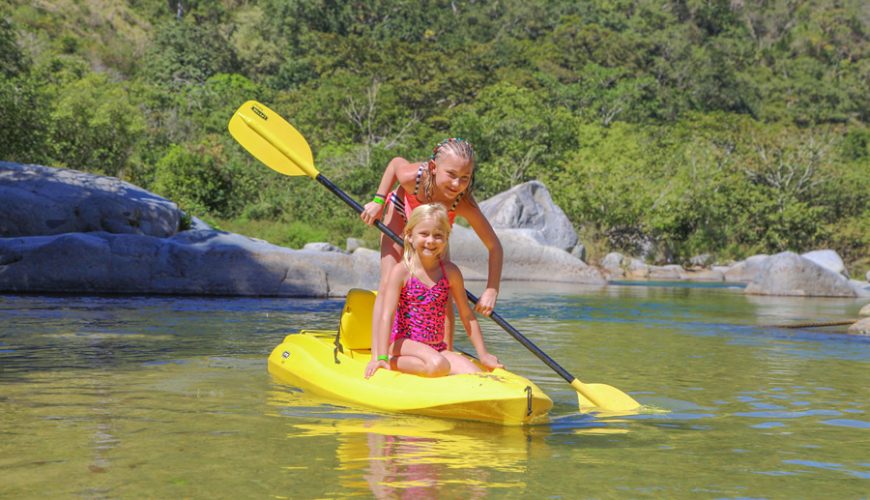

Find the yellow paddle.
[{"left": 228, "top": 100, "right": 642, "bottom": 413}]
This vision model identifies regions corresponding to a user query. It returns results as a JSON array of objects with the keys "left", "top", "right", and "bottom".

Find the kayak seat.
[{"left": 336, "top": 288, "right": 377, "bottom": 352}]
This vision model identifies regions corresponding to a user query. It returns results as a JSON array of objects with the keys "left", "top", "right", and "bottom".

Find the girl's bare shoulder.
[
  {"left": 454, "top": 193, "right": 482, "bottom": 216},
  {"left": 390, "top": 157, "right": 424, "bottom": 185},
  {"left": 388, "top": 260, "right": 411, "bottom": 281},
  {"left": 442, "top": 260, "right": 464, "bottom": 280}
]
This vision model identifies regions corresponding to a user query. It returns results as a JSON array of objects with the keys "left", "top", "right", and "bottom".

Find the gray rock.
[
  {"left": 600, "top": 252, "right": 624, "bottom": 270},
  {"left": 304, "top": 242, "right": 345, "bottom": 253},
  {"left": 860, "top": 303, "right": 870, "bottom": 316},
  {"left": 744, "top": 252, "right": 856, "bottom": 297},
  {"left": 849, "top": 280, "right": 870, "bottom": 298},
  {"left": 625, "top": 258, "right": 650, "bottom": 279},
  {"left": 189, "top": 217, "right": 212, "bottom": 231},
  {"left": 346, "top": 237, "right": 365, "bottom": 253},
  {"left": 848, "top": 317, "right": 870, "bottom": 335},
  {"left": 449, "top": 226, "right": 604, "bottom": 284},
  {"left": 648, "top": 264, "right": 683, "bottom": 280},
  {"left": 679, "top": 269, "right": 725, "bottom": 282},
  {"left": 689, "top": 253, "right": 714, "bottom": 267},
  {"left": 724, "top": 255, "right": 770, "bottom": 283},
  {"left": 570, "top": 243, "right": 586, "bottom": 263},
  {"left": 0, "top": 162, "right": 181, "bottom": 238},
  {"left": 0, "top": 230, "right": 381, "bottom": 297},
  {"left": 599, "top": 252, "right": 625, "bottom": 279},
  {"left": 801, "top": 249, "right": 848, "bottom": 277},
  {"left": 479, "top": 180, "right": 579, "bottom": 252}
]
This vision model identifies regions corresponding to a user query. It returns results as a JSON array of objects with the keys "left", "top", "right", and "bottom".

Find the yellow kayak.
[{"left": 267, "top": 289, "right": 552, "bottom": 425}]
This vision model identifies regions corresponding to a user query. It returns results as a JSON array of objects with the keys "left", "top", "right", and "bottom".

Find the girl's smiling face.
[
  {"left": 431, "top": 151, "right": 473, "bottom": 199},
  {"left": 408, "top": 216, "right": 448, "bottom": 259}
]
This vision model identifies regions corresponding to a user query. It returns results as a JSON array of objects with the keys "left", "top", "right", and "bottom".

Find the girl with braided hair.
[{"left": 360, "top": 138, "right": 503, "bottom": 363}]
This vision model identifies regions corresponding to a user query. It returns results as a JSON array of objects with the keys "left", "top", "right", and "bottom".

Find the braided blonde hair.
[{"left": 423, "top": 138, "right": 476, "bottom": 206}]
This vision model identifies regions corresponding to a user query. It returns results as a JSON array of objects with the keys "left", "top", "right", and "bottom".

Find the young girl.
[
  {"left": 364, "top": 203, "right": 502, "bottom": 379},
  {"left": 360, "top": 138, "right": 503, "bottom": 352}
]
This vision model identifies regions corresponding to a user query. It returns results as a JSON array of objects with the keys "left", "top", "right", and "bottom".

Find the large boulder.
[
  {"left": 449, "top": 226, "right": 605, "bottom": 284},
  {"left": 723, "top": 255, "right": 770, "bottom": 283},
  {"left": 801, "top": 249, "right": 848, "bottom": 277},
  {"left": 744, "top": 252, "right": 856, "bottom": 297},
  {"left": 0, "top": 162, "right": 182, "bottom": 238},
  {"left": 479, "top": 180, "right": 579, "bottom": 253},
  {"left": 0, "top": 230, "right": 379, "bottom": 297}
]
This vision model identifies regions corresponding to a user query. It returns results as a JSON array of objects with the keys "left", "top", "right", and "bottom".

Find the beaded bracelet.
[
  {"left": 372, "top": 194, "right": 386, "bottom": 205},
  {"left": 377, "top": 355, "right": 389, "bottom": 362}
]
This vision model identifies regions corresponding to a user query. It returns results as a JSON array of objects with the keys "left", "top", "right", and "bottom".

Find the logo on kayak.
[
  {"left": 282, "top": 351, "right": 290, "bottom": 359},
  {"left": 251, "top": 105, "right": 268, "bottom": 121}
]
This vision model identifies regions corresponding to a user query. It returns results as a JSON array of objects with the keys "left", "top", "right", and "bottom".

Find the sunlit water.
[{"left": 1, "top": 282, "right": 868, "bottom": 498}]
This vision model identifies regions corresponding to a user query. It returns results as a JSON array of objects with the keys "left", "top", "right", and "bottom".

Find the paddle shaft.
[{"left": 316, "top": 173, "right": 577, "bottom": 384}]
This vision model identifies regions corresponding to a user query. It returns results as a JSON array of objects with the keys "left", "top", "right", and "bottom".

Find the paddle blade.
[
  {"left": 571, "top": 379, "right": 641, "bottom": 413},
  {"left": 229, "top": 100, "right": 317, "bottom": 178}
]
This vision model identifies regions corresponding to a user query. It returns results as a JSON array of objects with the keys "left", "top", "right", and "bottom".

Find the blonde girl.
[
  {"left": 364, "top": 203, "right": 502, "bottom": 379},
  {"left": 360, "top": 138, "right": 503, "bottom": 354}
]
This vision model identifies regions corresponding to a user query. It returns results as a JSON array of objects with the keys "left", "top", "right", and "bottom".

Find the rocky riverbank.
[
  {"left": 2, "top": 161, "right": 868, "bottom": 319},
  {"left": 1, "top": 163, "right": 605, "bottom": 297}
]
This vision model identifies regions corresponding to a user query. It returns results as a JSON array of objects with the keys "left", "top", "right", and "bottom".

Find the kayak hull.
[{"left": 268, "top": 331, "right": 552, "bottom": 425}]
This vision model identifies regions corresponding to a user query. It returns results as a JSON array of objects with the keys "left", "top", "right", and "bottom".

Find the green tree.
[
  {"left": 0, "top": 17, "right": 28, "bottom": 78},
  {"left": 152, "top": 146, "right": 236, "bottom": 216},
  {"left": 48, "top": 73, "right": 144, "bottom": 176},
  {"left": 450, "top": 82, "right": 577, "bottom": 197},
  {"left": 142, "top": 18, "right": 240, "bottom": 88}
]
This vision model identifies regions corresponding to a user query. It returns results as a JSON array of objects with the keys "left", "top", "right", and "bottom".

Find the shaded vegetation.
[{"left": 1, "top": 0, "right": 867, "bottom": 274}]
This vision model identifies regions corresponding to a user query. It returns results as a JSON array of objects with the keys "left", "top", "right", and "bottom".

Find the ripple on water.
[{"left": 820, "top": 418, "right": 870, "bottom": 429}]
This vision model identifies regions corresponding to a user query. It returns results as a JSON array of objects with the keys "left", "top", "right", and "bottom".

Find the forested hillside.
[{"left": 1, "top": 0, "right": 867, "bottom": 273}]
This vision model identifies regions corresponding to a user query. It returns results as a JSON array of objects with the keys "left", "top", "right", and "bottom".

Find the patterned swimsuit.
[{"left": 390, "top": 261, "right": 450, "bottom": 352}]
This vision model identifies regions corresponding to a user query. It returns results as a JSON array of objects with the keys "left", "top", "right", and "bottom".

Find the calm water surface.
[{"left": 1, "top": 282, "right": 868, "bottom": 498}]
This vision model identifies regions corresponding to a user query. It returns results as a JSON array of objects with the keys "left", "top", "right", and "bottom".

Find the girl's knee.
[{"left": 425, "top": 355, "right": 450, "bottom": 377}]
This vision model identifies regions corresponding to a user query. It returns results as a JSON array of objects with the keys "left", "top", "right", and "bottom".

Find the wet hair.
[
  {"left": 402, "top": 203, "right": 452, "bottom": 274},
  {"left": 423, "top": 138, "right": 476, "bottom": 206}
]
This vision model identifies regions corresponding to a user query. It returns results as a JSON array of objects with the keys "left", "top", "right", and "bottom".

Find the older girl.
[{"left": 360, "top": 138, "right": 503, "bottom": 353}]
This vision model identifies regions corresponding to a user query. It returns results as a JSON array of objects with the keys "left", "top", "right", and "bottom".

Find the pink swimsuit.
[{"left": 390, "top": 261, "right": 450, "bottom": 352}]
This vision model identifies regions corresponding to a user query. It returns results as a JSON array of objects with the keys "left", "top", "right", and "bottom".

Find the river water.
[{"left": 1, "top": 282, "right": 868, "bottom": 498}]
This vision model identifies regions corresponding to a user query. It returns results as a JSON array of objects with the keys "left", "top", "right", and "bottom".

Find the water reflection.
[{"left": 292, "top": 417, "right": 537, "bottom": 497}]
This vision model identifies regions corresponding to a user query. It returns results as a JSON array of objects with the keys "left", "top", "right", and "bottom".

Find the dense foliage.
[{"left": 1, "top": 0, "right": 867, "bottom": 273}]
